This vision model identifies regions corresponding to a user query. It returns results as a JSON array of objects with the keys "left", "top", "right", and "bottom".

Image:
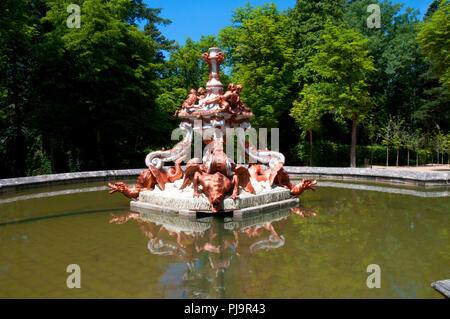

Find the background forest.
[{"left": 1, "top": 0, "right": 449, "bottom": 178}]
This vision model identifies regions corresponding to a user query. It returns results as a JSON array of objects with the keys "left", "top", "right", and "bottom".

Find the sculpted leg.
[
  {"left": 230, "top": 175, "right": 240, "bottom": 199},
  {"left": 193, "top": 172, "right": 202, "bottom": 198}
]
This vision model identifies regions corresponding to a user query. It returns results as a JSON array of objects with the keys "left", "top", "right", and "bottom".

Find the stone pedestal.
[{"left": 129, "top": 180, "right": 299, "bottom": 218}]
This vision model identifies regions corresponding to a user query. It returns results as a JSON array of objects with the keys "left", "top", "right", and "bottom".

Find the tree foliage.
[
  {"left": 1, "top": 0, "right": 449, "bottom": 177},
  {"left": 287, "top": 0, "right": 345, "bottom": 86},
  {"left": 219, "top": 3, "right": 295, "bottom": 128},
  {"left": 418, "top": 0, "right": 450, "bottom": 92},
  {"left": 295, "top": 21, "right": 376, "bottom": 166},
  {"left": 0, "top": 0, "right": 172, "bottom": 176}
]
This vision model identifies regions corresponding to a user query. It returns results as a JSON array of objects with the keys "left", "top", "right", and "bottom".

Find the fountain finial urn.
[{"left": 202, "top": 47, "right": 225, "bottom": 94}]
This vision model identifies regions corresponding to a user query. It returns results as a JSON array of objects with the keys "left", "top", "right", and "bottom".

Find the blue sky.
[{"left": 145, "top": 0, "right": 434, "bottom": 45}]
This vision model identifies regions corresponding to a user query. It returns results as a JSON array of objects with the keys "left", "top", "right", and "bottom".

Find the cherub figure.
[
  {"left": 218, "top": 83, "right": 252, "bottom": 114},
  {"left": 232, "top": 85, "right": 252, "bottom": 113},
  {"left": 174, "top": 89, "right": 198, "bottom": 116},
  {"left": 197, "top": 87, "right": 206, "bottom": 100}
]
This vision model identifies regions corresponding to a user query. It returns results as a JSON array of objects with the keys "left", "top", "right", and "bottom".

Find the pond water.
[{"left": 0, "top": 180, "right": 448, "bottom": 298}]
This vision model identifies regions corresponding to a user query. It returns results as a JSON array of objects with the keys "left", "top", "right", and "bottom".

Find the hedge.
[{"left": 288, "top": 141, "right": 442, "bottom": 167}]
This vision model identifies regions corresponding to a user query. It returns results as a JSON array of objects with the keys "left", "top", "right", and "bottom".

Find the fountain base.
[{"left": 129, "top": 180, "right": 299, "bottom": 218}]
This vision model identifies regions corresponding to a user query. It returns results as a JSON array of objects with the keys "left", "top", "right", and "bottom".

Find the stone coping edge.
[
  {"left": 283, "top": 166, "right": 448, "bottom": 186},
  {"left": 431, "top": 279, "right": 450, "bottom": 298},
  {"left": 0, "top": 169, "right": 143, "bottom": 194},
  {"left": 1, "top": 166, "right": 448, "bottom": 194},
  {"left": 233, "top": 198, "right": 299, "bottom": 219}
]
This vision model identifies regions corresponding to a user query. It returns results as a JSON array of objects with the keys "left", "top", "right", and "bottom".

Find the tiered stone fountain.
[{"left": 108, "top": 48, "right": 316, "bottom": 217}]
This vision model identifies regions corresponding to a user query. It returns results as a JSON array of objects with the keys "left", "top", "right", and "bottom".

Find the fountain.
[{"left": 108, "top": 48, "right": 317, "bottom": 216}]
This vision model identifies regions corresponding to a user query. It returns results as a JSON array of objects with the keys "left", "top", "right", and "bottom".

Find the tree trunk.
[
  {"left": 350, "top": 113, "right": 357, "bottom": 168},
  {"left": 96, "top": 129, "right": 105, "bottom": 168},
  {"left": 396, "top": 149, "right": 399, "bottom": 166},
  {"left": 386, "top": 147, "right": 389, "bottom": 167},
  {"left": 11, "top": 56, "right": 26, "bottom": 177},
  {"left": 308, "top": 129, "right": 313, "bottom": 167},
  {"left": 416, "top": 151, "right": 418, "bottom": 167},
  {"left": 370, "top": 140, "right": 374, "bottom": 168},
  {"left": 407, "top": 149, "right": 410, "bottom": 166}
]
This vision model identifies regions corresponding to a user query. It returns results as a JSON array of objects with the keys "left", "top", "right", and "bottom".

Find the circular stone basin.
[{"left": 0, "top": 179, "right": 448, "bottom": 298}]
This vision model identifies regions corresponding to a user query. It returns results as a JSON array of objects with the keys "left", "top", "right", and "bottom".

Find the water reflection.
[{"left": 109, "top": 206, "right": 317, "bottom": 298}]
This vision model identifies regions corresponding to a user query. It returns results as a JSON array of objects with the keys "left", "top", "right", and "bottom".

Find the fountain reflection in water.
[{"left": 109, "top": 207, "right": 317, "bottom": 298}]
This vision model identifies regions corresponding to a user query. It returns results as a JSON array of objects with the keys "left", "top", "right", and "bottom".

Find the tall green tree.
[
  {"left": 418, "top": 0, "right": 450, "bottom": 92},
  {"left": 290, "top": 84, "right": 327, "bottom": 166},
  {"left": 0, "top": 0, "right": 43, "bottom": 176},
  {"left": 218, "top": 3, "right": 295, "bottom": 128},
  {"left": 344, "top": 1, "right": 427, "bottom": 129},
  {"left": 287, "top": 0, "right": 346, "bottom": 160},
  {"left": 36, "top": 0, "right": 171, "bottom": 171},
  {"left": 287, "top": 0, "right": 345, "bottom": 87},
  {"left": 389, "top": 116, "right": 405, "bottom": 166},
  {"left": 414, "top": 0, "right": 450, "bottom": 131},
  {"left": 300, "top": 21, "right": 376, "bottom": 167}
]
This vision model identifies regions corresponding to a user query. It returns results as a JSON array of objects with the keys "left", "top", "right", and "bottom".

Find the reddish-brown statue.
[
  {"left": 108, "top": 47, "right": 318, "bottom": 214},
  {"left": 248, "top": 163, "right": 317, "bottom": 196},
  {"left": 108, "top": 157, "right": 184, "bottom": 199},
  {"left": 197, "top": 87, "right": 206, "bottom": 100},
  {"left": 174, "top": 89, "right": 199, "bottom": 116},
  {"left": 181, "top": 164, "right": 255, "bottom": 213}
]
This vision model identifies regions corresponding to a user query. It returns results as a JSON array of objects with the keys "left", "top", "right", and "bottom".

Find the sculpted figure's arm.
[{"left": 202, "top": 95, "right": 222, "bottom": 105}]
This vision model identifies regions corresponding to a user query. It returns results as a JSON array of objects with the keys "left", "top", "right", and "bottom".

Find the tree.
[
  {"left": 0, "top": 0, "right": 42, "bottom": 176},
  {"left": 390, "top": 116, "right": 405, "bottom": 167},
  {"left": 287, "top": 0, "right": 345, "bottom": 87},
  {"left": 290, "top": 84, "right": 327, "bottom": 166},
  {"left": 218, "top": 3, "right": 295, "bottom": 128},
  {"left": 425, "top": 0, "right": 443, "bottom": 18},
  {"left": 417, "top": 0, "right": 450, "bottom": 92},
  {"left": 443, "top": 132, "right": 450, "bottom": 164},
  {"left": 380, "top": 118, "right": 394, "bottom": 166},
  {"left": 414, "top": 82, "right": 450, "bottom": 131},
  {"left": 38, "top": 0, "right": 171, "bottom": 171},
  {"left": 364, "top": 115, "right": 379, "bottom": 167},
  {"left": 301, "top": 21, "right": 376, "bottom": 167},
  {"left": 411, "top": 129, "right": 425, "bottom": 166},
  {"left": 344, "top": 1, "right": 444, "bottom": 140},
  {"left": 433, "top": 130, "right": 446, "bottom": 164},
  {"left": 402, "top": 129, "right": 414, "bottom": 167}
]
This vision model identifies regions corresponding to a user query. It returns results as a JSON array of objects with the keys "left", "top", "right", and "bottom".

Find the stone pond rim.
[{"left": 0, "top": 166, "right": 448, "bottom": 195}]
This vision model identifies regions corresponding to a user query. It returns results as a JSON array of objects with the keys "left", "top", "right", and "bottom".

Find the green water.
[{"left": 0, "top": 181, "right": 448, "bottom": 298}]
